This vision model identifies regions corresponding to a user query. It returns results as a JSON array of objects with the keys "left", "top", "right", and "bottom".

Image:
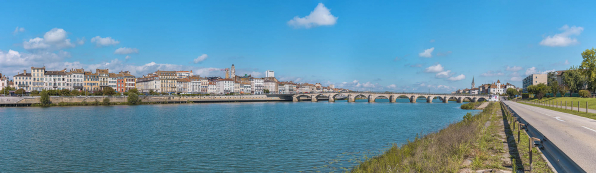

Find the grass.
[
  {"left": 351, "top": 103, "right": 497, "bottom": 172},
  {"left": 460, "top": 101, "right": 485, "bottom": 110},
  {"left": 529, "top": 97, "right": 596, "bottom": 110},
  {"left": 500, "top": 103, "right": 553, "bottom": 172},
  {"left": 518, "top": 101, "right": 596, "bottom": 120}
]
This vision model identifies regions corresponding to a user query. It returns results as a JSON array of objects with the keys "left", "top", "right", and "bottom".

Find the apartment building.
[
  {"left": 523, "top": 74, "right": 547, "bottom": 93},
  {"left": 13, "top": 70, "right": 32, "bottom": 92},
  {"left": 108, "top": 73, "right": 118, "bottom": 89},
  {"left": 216, "top": 79, "right": 234, "bottom": 94},
  {"left": 156, "top": 71, "right": 177, "bottom": 93},
  {"left": 250, "top": 78, "right": 264, "bottom": 94},
  {"left": 70, "top": 68, "right": 85, "bottom": 91},
  {"left": 136, "top": 75, "right": 161, "bottom": 93},
  {"left": 263, "top": 80, "right": 277, "bottom": 94},
  {"left": 0, "top": 73, "right": 8, "bottom": 90},
  {"left": 188, "top": 76, "right": 201, "bottom": 93},
  {"left": 207, "top": 81, "right": 217, "bottom": 94},
  {"left": 176, "top": 78, "right": 190, "bottom": 94},
  {"left": 84, "top": 71, "right": 100, "bottom": 92},
  {"left": 119, "top": 71, "right": 136, "bottom": 91},
  {"left": 44, "top": 70, "right": 69, "bottom": 90}
]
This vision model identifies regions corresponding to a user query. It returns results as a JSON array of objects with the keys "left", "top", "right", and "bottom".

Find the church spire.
[{"left": 471, "top": 76, "right": 475, "bottom": 89}]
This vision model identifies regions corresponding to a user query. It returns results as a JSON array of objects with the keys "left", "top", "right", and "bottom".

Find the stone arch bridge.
[{"left": 292, "top": 92, "right": 489, "bottom": 103}]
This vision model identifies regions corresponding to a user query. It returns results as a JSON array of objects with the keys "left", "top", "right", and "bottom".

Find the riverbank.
[
  {"left": 0, "top": 95, "right": 293, "bottom": 107},
  {"left": 351, "top": 102, "right": 553, "bottom": 172}
]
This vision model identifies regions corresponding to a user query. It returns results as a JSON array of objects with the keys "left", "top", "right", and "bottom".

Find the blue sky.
[{"left": 1, "top": 0, "right": 595, "bottom": 93}]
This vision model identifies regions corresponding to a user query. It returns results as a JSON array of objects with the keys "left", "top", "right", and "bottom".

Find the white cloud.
[
  {"left": 77, "top": 37, "right": 85, "bottom": 45},
  {"left": 510, "top": 77, "right": 523, "bottom": 82},
  {"left": 125, "top": 55, "right": 131, "bottom": 60},
  {"left": 114, "top": 47, "right": 139, "bottom": 54},
  {"left": 540, "top": 25, "right": 584, "bottom": 47},
  {"left": 448, "top": 74, "right": 465, "bottom": 81},
  {"left": 480, "top": 70, "right": 504, "bottom": 77},
  {"left": 13, "top": 27, "right": 25, "bottom": 35},
  {"left": 193, "top": 54, "right": 208, "bottom": 63},
  {"left": 287, "top": 3, "right": 338, "bottom": 29},
  {"left": 91, "top": 36, "right": 120, "bottom": 47},
  {"left": 425, "top": 64, "right": 443, "bottom": 73},
  {"left": 435, "top": 70, "right": 451, "bottom": 78},
  {"left": 419, "top": 47, "right": 434, "bottom": 58},
  {"left": 387, "top": 84, "right": 397, "bottom": 89},
  {"left": 0, "top": 49, "right": 69, "bottom": 74},
  {"left": 525, "top": 67, "right": 536, "bottom": 75},
  {"left": 23, "top": 28, "right": 75, "bottom": 50},
  {"left": 506, "top": 66, "right": 523, "bottom": 72}
]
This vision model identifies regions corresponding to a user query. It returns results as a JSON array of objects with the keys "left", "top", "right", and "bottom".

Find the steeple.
[{"left": 471, "top": 76, "right": 475, "bottom": 89}]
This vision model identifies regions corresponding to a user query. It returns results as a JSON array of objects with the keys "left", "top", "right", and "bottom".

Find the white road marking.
[
  {"left": 582, "top": 126, "right": 596, "bottom": 133},
  {"left": 555, "top": 117, "right": 565, "bottom": 122}
]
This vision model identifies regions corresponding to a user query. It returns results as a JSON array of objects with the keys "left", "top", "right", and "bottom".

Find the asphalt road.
[{"left": 503, "top": 101, "right": 596, "bottom": 172}]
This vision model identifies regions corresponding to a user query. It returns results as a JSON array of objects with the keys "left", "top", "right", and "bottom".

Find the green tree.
[
  {"left": 129, "top": 88, "right": 140, "bottom": 95},
  {"left": 547, "top": 72, "right": 560, "bottom": 97},
  {"left": 506, "top": 88, "right": 519, "bottom": 99},
  {"left": 127, "top": 93, "right": 139, "bottom": 105},
  {"left": 103, "top": 87, "right": 116, "bottom": 96},
  {"left": 40, "top": 90, "right": 51, "bottom": 106},
  {"left": 31, "top": 90, "right": 39, "bottom": 96},
  {"left": 581, "top": 48, "right": 596, "bottom": 92},
  {"left": 60, "top": 89, "right": 70, "bottom": 96},
  {"left": 264, "top": 89, "right": 270, "bottom": 94},
  {"left": 15, "top": 88, "right": 26, "bottom": 95},
  {"left": 93, "top": 90, "right": 103, "bottom": 96},
  {"left": 563, "top": 66, "right": 587, "bottom": 93},
  {"left": 559, "top": 85, "right": 569, "bottom": 97},
  {"left": 70, "top": 90, "right": 80, "bottom": 96},
  {"left": 1, "top": 86, "right": 14, "bottom": 95},
  {"left": 103, "top": 97, "right": 110, "bottom": 105}
]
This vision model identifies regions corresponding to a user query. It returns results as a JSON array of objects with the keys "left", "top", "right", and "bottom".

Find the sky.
[{"left": 1, "top": 0, "right": 595, "bottom": 93}]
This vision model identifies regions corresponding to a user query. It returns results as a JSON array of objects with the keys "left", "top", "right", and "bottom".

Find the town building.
[
  {"left": 200, "top": 78, "right": 209, "bottom": 93},
  {"left": 108, "top": 73, "right": 118, "bottom": 89},
  {"left": 84, "top": 71, "right": 100, "bottom": 92},
  {"left": 523, "top": 74, "right": 547, "bottom": 93},
  {"left": 241, "top": 81, "right": 251, "bottom": 94},
  {"left": 96, "top": 69, "right": 109, "bottom": 90},
  {"left": 119, "top": 71, "right": 136, "bottom": 92},
  {"left": 263, "top": 79, "right": 277, "bottom": 94},
  {"left": 0, "top": 73, "right": 8, "bottom": 90},
  {"left": 176, "top": 78, "right": 190, "bottom": 94},
  {"left": 13, "top": 70, "right": 31, "bottom": 92},
  {"left": 250, "top": 78, "right": 264, "bottom": 94},
  {"left": 156, "top": 70, "right": 177, "bottom": 93},
  {"left": 136, "top": 75, "right": 161, "bottom": 93},
  {"left": 265, "top": 70, "right": 274, "bottom": 77},
  {"left": 44, "top": 70, "right": 69, "bottom": 90},
  {"left": 207, "top": 81, "right": 217, "bottom": 94},
  {"left": 69, "top": 68, "right": 85, "bottom": 91},
  {"left": 188, "top": 76, "right": 201, "bottom": 93},
  {"left": 176, "top": 71, "right": 193, "bottom": 79},
  {"left": 216, "top": 79, "right": 234, "bottom": 94}
]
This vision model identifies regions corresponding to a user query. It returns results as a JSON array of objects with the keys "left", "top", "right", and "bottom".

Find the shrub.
[
  {"left": 94, "top": 99, "right": 100, "bottom": 105},
  {"left": 579, "top": 90, "right": 591, "bottom": 98},
  {"left": 103, "top": 97, "right": 110, "bottom": 105},
  {"left": 40, "top": 90, "right": 51, "bottom": 106},
  {"left": 81, "top": 100, "right": 88, "bottom": 106},
  {"left": 128, "top": 93, "right": 139, "bottom": 105}
]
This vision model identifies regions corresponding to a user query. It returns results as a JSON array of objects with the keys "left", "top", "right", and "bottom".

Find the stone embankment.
[{"left": 0, "top": 95, "right": 293, "bottom": 106}]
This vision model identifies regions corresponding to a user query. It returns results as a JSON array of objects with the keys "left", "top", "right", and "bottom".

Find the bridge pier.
[
  {"left": 311, "top": 96, "right": 318, "bottom": 102},
  {"left": 457, "top": 97, "right": 463, "bottom": 103},
  {"left": 348, "top": 95, "right": 355, "bottom": 102},
  {"left": 410, "top": 97, "right": 416, "bottom": 103},
  {"left": 329, "top": 96, "right": 335, "bottom": 102},
  {"left": 443, "top": 97, "right": 448, "bottom": 103},
  {"left": 368, "top": 95, "right": 374, "bottom": 103},
  {"left": 293, "top": 97, "right": 299, "bottom": 102},
  {"left": 427, "top": 96, "right": 433, "bottom": 103},
  {"left": 390, "top": 96, "right": 396, "bottom": 103}
]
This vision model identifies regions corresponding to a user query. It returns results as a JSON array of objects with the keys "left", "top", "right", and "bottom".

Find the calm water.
[{"left": 0, "top": 98, "right": 478, "bottom": 172}]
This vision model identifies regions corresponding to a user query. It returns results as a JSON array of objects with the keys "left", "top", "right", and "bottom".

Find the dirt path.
[{"left": 476, "top": 102, "right": 490, "bottom": 109}]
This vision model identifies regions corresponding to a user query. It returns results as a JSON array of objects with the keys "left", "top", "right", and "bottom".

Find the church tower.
[
  {"left": 231, "top": 64, "right": 236, "bottom": 79},
  {"left": 471, "top": 76, "right": 475, "bottom": 89}
]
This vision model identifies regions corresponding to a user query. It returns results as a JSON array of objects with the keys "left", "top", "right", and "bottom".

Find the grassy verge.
[
  {"left": 460, "top": 101, "right": 485, "bottom": 110},
  {"left": 528, "top": 97, "right": 596, "bottom": 110},
  {"left": 351, "top": 103, "right": 497, "bottom": 172},
  {"left": 500, "top": 103, "right": 552, "bottom": 172},
  {"left": 518, "top": 101, "right": 596, "bottom": 120}
]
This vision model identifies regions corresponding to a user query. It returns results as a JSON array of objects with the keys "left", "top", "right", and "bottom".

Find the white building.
[
  {"left": 216, "top": 79, "right": 234, "bottom": 94},
  {"left": 189, "top": 77, "right": 201, "bottom": 93},
  {"left": 176, "top": 71, "right": 193, "bottom": 79},
  {"left": 14, "top": 71, "right": 32, "bottom": 92},
  {"left": 200, "top": 78, "right": 209, "bottom": 93},
  {"left": 207, "top": 81, "right": 217, "bottom": 94},
  {"left": 265, "top": 70, "right": 274, "bottom": 77},
  {"left": 263, "top": 80, "right": 277, "bottom": 94},
  {"left": 136, "top": 75, "right": 161, "bottom": 93},
  {"left": 69, "top": 69, "right": 85, "bottom": 91},
  {"left": 0, "top": 73, "right": 8, "bottom": 90},
  {"left": 241, "top": 82, "right": 252, "bottom": 94},
  {"left": 251, "top": 78, "right": 264, "bottom": 94},
  {"left": 44, "top": 70, "right": 69, "bottom": 90},
  {"left": 108, "top": 73, "right": 117, "bottom": 89}
]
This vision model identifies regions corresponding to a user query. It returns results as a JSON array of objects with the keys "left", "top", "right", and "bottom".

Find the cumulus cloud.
[
  {"left": 525, "top": 67, "right": 536, "bottom": 75},
  {"left": 193, "top": 54, "right": 208, "bottom": 63},
  {"left": 0, "top": 49, "right": 70, "bottom": 73},
  {"left": 77, "top": 37, "right": 85, "bottom": 45},
  {"left": 510, "top": 77, "right": 523, "bottom": 82},
  {"left": 387, "top": 84, "right": 397, "bottom": 89},
  {"left": 114, "top": 47, "right": 139, "bottom": 54},
  {"left": 419, "top": 47, "right": 434, "bottom": 58},
  {"left": 448, "top": 74, "right": 465, "bottom": 81},
  {"left": 125, "top": 55, "right": 131, "bottom": 60},
  {"left": 425, "top": 64, "right": 443, "bottom": 73},
  {"left": 540, "top": 25, "right": 583, "bottom": 47},
  {"left": 506, "top": 66, "right": 523, "bottom": 72},
  {"left": 91, "top": 36, "right": 120, "bottom": 47},
  {"left": 435, "top": 70, "right": 451, "bottom": 78},
  {"left": 480, "top": 70, "right": 504, "bottom": 77},
  {"left": 13, "top": 27, "right": 25, "bottom": 35},
  {"left": 23, "top": 28, "right": 75, "bottom": 50},
  {"left": 287, "top": 3, "right": 338, "bottom": 29}
]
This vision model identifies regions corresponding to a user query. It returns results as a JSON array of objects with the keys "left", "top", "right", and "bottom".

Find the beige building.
[
  {"left": 523, "top": 74, "right": 547, "bottom": 93},
  {"left": 14, "top": 70, "right": 32, "bottom": 92},
  {"left": 156, "top": 71, "right": 177, "bottom": 93}
]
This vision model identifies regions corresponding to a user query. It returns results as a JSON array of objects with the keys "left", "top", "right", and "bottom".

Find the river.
[{"left": 0, "top": 98, "right": 479, "bottom": 172}]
